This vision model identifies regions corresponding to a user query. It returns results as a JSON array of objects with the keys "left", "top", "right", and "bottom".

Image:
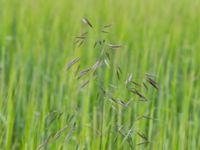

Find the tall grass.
[{"left": 0, "top": 0, "right": 200, "bottom": 149}]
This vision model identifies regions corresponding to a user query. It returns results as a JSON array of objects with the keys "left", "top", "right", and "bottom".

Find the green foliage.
[{"left": 0, "top": 0, "right": 200, "bottom": 149}]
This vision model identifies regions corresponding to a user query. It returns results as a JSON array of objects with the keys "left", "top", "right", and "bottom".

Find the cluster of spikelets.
[{"left": 37, "top": 18, "right": 158, "bottom": 150}]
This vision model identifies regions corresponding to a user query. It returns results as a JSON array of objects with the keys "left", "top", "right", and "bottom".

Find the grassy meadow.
[{"left": 0, "top": 0, "right": 200, "bottom": 149}]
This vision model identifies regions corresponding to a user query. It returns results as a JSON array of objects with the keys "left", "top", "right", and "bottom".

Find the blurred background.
[{"left": 0, "top": 0, "right": 200, "bottom": 149}]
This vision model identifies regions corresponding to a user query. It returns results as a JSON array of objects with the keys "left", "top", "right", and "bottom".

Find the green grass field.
[{"left": 0, "top": 0, "right": 200, "bottom": 149}]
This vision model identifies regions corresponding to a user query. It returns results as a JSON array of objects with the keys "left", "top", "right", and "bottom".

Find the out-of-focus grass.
[{"left": 0, "top": 0, "right": 200, "bottom": 149}]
